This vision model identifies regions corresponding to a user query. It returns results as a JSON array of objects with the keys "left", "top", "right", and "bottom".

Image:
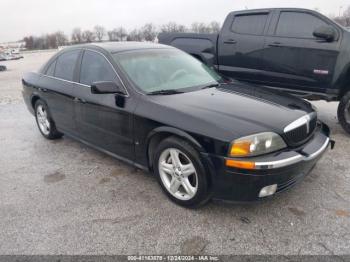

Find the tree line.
[
  {"left": 22, "top": 5, "right": 350, "bottom": 50},
  {"left": 23, "top": 21, "right": 221, "bottom": 50},
  {"left": 332, "top": 6, "right": 350, "bottom": 27}
]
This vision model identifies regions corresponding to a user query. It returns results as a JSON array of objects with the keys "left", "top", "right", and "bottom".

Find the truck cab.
[
  {"left": 158, "top": 8, "right": 350, "bottom": 134},
  {"left": 218, "top": 8, "right": 344, "bottom": 97}
]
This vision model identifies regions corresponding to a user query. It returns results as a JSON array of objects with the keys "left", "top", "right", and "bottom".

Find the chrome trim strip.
[
  {"left": 254, "top": 137, "right": 329, "bottom": 170},
  {"left": 40, "top": 74, "right": 90, "bottom": 87},
  {"left": 284, "top": 112, "right": 317, "bottom": 133},
  {"left": 306, "top": 137, "right": 330, "bottom": 160},
  {"left": 255, "top": 155, "right": 303, "bottom": 169}
]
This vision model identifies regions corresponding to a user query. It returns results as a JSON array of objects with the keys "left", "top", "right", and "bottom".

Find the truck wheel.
[{"left": 338, "top": 91, "right": 350, "bottom": 134}]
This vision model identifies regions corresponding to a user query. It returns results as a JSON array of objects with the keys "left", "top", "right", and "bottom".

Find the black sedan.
[{"left": 22, "top": 42, "right": 331, "bottom": 207}]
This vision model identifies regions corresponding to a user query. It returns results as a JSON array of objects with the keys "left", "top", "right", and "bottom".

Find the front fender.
[{"left": 146, "top": 126, "right": 205, "bottom": 153}]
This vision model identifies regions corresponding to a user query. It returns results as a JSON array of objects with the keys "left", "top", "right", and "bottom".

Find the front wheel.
[
  {"left": 153, "top": 137, "right": 210, "bottom": 208},
  {"left": 337, "top": 91, "right": 350, "bottom": 134},
  {"left": 35, "top": 100, "right": 63, "bottom": 140}
]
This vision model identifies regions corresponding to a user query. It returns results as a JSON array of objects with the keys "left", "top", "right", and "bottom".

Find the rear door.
[
  {"left": 262, "top": 10, "right": 340, "bottom": 91},
  {"left": 40, "top": 50, "right": 81, "bottom": 133},
  {"left": 73, "top": 49, "right": 134, "bottom": 160},
  {"left": 218, "top": 11, "right": 271, "bottom": 82}
]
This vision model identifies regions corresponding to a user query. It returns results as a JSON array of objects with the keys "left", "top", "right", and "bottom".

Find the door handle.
[
  {"left": 268, "top": 42, "right": 284, "bottom": 47},
  {"left": 39, "top": 87, "right": 47, "bottom": 92},
  {"left": 224, "top": 39, "right": 237, "bottom": 44},
  {"left": 74, "top": 97, "right": 86, "bottom": 104}
]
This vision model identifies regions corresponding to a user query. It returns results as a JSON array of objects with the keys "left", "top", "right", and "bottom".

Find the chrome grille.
[{"left": 284, "top": 113, "right": 317, "bottom": 146}]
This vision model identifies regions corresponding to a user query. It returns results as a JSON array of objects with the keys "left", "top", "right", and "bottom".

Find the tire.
[
  {"left": 34, "top": 100, "right": 63, "bottom": 140},
  {"left": 337, "top": 91, "right": 350, "bottom": 134},
  {"left": 153, "top": 136, "right": 210, "bottom": 208}
]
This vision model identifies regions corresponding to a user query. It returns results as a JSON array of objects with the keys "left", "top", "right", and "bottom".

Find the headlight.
[{"left": 229, "top": 132, "right": 286, "bottom": 157}]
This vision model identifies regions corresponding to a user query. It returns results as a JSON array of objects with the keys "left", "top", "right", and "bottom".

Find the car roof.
[
  {"left": 229, "top": 7, "right": 318, "bottom": 14},
  {"left": 66, "top": 41, "right": 173, "bottom": 54},
  {"left": 39, "top": 42, "right": 175, "bottom": 74}
]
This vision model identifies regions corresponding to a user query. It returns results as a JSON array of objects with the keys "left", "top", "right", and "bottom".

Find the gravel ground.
[{"left": 0, "top": 51, "right": 349, "bottom": 255}]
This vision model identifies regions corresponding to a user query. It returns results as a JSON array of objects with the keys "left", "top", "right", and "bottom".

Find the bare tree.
[
  {"left": 82, "top": 30, "right": 96, "bottom": 43},
  {"left": 140, "top": 23, "right": 157, "bottom": 41},
  {"left": 94, "top": 25, "right": 106, "bottom": 42},
  {"left": 46, "top": 34, "right": 58, "bottom": 49},
  {"left": 71, "top": 28, "right": 83, "bottom": 44},
  {"left": 23, "top": 36, "right": 34, "bottom": 49},
  {"left": 189, "top": 21, "right": 221, "bottom": 33},
  {"left": 333, "top": 5, "right": 350, "bottom": 26},
  {"left": 127, "top": 29, "right": 143, "bottom": 41},
  {"left": 33, "top": 37, "right": 47, "bottom": 49},
  {"left": 54, "top": 31, "right": 68, "bottom": 46},
  {"left": 107, "top": 30, "right": 117, "bottom": 41},
  {"left": 160, "top": 22, "right": 187, "bottom": 33},
  {"left": 190, "top": 22, "right": 211, "bottom": 33},
  {"left": 107, "top": 27, "right": 127, "bottom": 41},
  {"left": 209, "top": 21, "right": 221, "bottom": 33},
  {"left": 343, "top": 6, "right": 350, "bottom": 26},
  {"left": 115, "top": 27, "right": 128, "bottom": 41}
]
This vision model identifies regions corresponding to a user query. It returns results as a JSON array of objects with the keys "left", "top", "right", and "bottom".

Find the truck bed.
[{"left": 158, "top": 33, "right": 219, "bottom": 67}]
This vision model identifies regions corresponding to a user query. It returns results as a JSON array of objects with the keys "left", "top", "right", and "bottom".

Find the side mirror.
[
  {"left": 91, "top": 81, "right": 127, "bottom": 95},
  {"left": 313, "top": 26, "right": 336, "bottom": 42}
]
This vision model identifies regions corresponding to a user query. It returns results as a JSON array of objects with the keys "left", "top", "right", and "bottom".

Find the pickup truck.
[{"left": 158, "top": 8, "right": 350, "bottom": 134}]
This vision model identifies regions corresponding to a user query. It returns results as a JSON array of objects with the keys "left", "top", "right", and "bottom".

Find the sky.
[{"left": 0, "top": 0, "right": 349, "bottom": 42}]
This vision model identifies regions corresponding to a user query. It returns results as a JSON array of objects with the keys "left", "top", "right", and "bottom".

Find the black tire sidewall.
[
  {"left": 153, "top": 137, "right": 210, "bottom": 208},
  {"left": 338, "top": 91, "right": 350, "bottom": 134}
]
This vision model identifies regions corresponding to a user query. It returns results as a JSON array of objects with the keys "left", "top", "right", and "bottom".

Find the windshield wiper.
[
  {"left": 148, "top": 89, "right": 184, "bottom": 95},
  {"left": 201, "top": 83, "right": 220, "bottom": 89}
]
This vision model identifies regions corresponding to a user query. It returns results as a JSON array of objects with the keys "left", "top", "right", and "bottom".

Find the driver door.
[
  {"left": 262, "top": 10, "right": 340, "bottom": 91},
  {"left": 73, "top": 49, "right": 134, "bottom": 160}
]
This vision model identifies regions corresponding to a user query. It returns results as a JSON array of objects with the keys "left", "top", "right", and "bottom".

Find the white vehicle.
[{"left": 11, "top": 49, "right": 20, "bottom": 55}]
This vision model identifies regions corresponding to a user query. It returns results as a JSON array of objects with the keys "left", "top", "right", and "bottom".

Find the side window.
[
  {"left": 54, "top": 50, "right": 80, "bottom": 81},
  {"left": 231, "top": 14, "right": 268, "bottom": 35},
  {"left": 80, "top": 50, "right": 116, "bottom": 86},
  {"left": 45, "top": 59, "right": 56, "bottom": 76},
  {"left": 276, "top": 12, "right": 328, "bottom": 38}
]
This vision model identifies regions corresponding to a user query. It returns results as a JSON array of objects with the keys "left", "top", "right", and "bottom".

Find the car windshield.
[{"left": 113, "top": 49, "right": 222, "bottom": 94}]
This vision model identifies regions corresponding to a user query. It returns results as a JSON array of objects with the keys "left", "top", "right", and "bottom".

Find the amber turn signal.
[
  {"left": 225, "top": 159, "right": 256, "bottom": 170},
  {"left": 230, "top": 141, "right": 251, "bottom": 157}
]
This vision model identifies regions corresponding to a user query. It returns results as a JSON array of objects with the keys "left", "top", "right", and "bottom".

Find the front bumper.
[{"left": 203, "top": 123, "right": 332, "bottom": 202}]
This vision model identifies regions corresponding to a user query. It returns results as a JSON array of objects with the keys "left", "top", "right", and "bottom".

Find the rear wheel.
[
  {"left": 338, "top": 91, "right": 350, "bottom": 134},
  {"left": 153, "top": 137, "right": 210, "bottom": 208},
  {"left": 35, "top": 100, "right": 63, "bottom": 140}
]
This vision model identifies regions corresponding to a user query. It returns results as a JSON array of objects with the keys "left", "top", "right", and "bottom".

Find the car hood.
[{"left": 139, "top": 83, "right": 315, "bottom": 142}]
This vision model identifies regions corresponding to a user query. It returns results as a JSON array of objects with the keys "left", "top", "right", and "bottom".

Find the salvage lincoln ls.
[{"left": 22, "top": 42, "right": 331, "bottom": 207}]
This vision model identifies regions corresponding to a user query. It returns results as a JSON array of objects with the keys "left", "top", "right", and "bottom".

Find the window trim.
[
  {"left": 230, "top": 12, "right": 270, "bottom": 36},
  {"left": 273, "top": 11, "right": 337, "bottom": 40},
  {"left": 45, "top": 59, "right": 57, "bottom": 76},
  {"left": 78, "top": 49, "right": 129, "bottom": 97},
  {"left": 41, "top": 48, "right": 129, "bottom": 97},
  {"left": 53, "top": 49, "right": 81, "bottom": 82}
]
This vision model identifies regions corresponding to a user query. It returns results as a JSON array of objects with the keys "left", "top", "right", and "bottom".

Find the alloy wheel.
[
  {"left": 36, "top": 105, "right": 50, "bottom": 135},
  {"left": 158, "top": 148, "right": 198, "bottom": 201}
]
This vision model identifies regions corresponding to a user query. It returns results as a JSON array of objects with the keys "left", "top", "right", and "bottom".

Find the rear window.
[
  {"left": 54, "top": 50, "right": 80, "bottom": 81},
  {"left": 231, "top": 14, "right": 268, "bottom": 35}
]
